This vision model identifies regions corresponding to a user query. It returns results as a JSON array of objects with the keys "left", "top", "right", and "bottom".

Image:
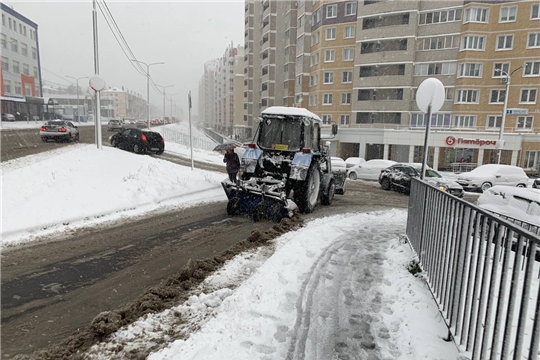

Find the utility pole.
[
  {"left": 495, "top": 66, "right": 522, "bottom": 164},
  {"left": 131, "top": 60, "right": 164, "bottom": 128},
  {"left": 156, "top": 85, "right": 173, "bottom": 123},
  {"left": 66, "top": 76, "right": 89, "bottom": 123}
]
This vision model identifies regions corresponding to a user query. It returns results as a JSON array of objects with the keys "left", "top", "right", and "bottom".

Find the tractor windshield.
[{"left": 258, "top": 117, "right": 303, "bottom": 151}]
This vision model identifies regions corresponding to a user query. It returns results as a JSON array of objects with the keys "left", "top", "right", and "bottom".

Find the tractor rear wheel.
[{"left": 294, "top": 165, "right": 321, "bottom": 214}]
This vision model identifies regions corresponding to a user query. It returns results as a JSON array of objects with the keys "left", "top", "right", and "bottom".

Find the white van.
[
  {"left": 477, "top": 186, "right": 540, "bottom": 226},
  {"left": 456, "top": 164, "right": 529, "bottom": 192}
]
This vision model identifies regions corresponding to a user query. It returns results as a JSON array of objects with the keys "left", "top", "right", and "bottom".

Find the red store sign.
[{"left": 445, "top": 136, "right": 497, "bottom": 147}]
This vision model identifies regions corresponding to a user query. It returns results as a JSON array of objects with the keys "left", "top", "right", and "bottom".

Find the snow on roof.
[{"left": 261, "top": 106, "right": 322, "bottom": 122}]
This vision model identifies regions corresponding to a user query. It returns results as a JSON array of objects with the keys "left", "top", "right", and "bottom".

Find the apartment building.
[
  {"left": 101, "top": 87, "right": 146, "bottom": 120},
  {"left": 243, "top": 0, "right": 539, "bottom": 171},
  {"left": 1, "top": 2, "right": 44, "bottom": 120},
  {"left": 199, "top": 44, "right": 245, "bottom": 139}
]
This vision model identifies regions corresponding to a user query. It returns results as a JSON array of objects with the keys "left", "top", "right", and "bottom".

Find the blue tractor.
[{"left": 222, "top": 106, "right": 342, "bottom": 222}]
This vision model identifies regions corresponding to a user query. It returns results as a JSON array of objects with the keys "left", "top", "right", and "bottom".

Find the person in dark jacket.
[{"left": 224, "top": 147, "right": 240, "bottom": 182}]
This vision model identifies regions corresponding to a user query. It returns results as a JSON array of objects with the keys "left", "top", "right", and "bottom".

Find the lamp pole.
[
  {"left": 156, "top": 85, "right": 174, "bottom": 123},
  {"left": 66, "top": 76, "right": 89, "bottom": 123},
  {"left": 131, "top": 60, "right": 164, "bottom": 128},
  {"left": 495, "top": 66, "right": 522, "bottom": 164}
]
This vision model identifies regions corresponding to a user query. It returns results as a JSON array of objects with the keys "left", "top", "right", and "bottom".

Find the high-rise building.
[
  {"left": 1, "top": 3, "right": 44, "bottom": 121},
  {"left": 243, "top": 0, "right": 539, "bottom": 171}
]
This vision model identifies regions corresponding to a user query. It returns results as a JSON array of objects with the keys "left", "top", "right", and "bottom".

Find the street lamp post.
[
  {"left": 156, "top": 85, "right": 174, "bottom": 123},
  {"left": 495, "top": 66, "right": 522, "bottom": 164},
  {"left": 131, "top": 60, "right": 164, "bottom": 129},
  {"left": 66, "top": 76, "right": 89, "bottom": 123}
]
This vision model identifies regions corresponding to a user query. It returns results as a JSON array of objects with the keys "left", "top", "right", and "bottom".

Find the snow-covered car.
[
  {"left": 456, "top": 164, "right": 529, "bottom": 193},
  {"left": 344, "top": 157, "right": 366, "bottom": 170},
  {"left": 379, "top": 163, "right": 464, "bottom": 198},
  {"left": 477, "top": 186, "right": 540, "bottom": 226},
  {"left": 348, "top": 159, "right": 397, "bottom": 181},
  {"left": 533, "top": 178, "right": 540, "bottom": 189},
  {"left": 2, "top": 113, "right": 16, "bottom": 122},
  {"left": 331, "top": 157, "right": 347, "bottom": 195},
  {"left": 40, "top": 120, "right": 80, "bottom": 142}
]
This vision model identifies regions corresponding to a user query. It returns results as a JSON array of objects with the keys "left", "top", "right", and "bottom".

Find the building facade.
[
  {"left": 199, "top": 44, "right": 246, "bottom": 139},
  {"left": 1, "top": 3, "right": 44, "bottom": 120},
  {"left": 242, "top": 0, "right": 540, "bottom": 172}
]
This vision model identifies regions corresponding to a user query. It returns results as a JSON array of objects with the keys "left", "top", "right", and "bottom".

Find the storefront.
[{"left": 336, "top": 128, "right": 535, "bottom": 172}]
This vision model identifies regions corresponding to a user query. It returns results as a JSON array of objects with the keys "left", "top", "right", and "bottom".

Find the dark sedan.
[{"left": 110, "top": 128, "right": 164, "bottom": 155}]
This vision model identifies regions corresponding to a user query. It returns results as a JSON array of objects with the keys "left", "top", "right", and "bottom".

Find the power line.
[
  {"left": 95, "top": 0, "right": 147, "bottom": 77},
  {"left": 41, "top": 67, "right": 73, "bottom": 84}
]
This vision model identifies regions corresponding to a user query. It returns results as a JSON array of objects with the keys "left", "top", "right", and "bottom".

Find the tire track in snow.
[{"left": 286, "top": 219, "right": 404, "bottom": 360}]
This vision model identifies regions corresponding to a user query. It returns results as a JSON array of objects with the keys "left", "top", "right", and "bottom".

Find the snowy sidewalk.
[{"left": 85, "top": 209, "right": 461, "bottom": 360}]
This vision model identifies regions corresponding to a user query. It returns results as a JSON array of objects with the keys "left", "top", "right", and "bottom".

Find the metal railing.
[
  {"left": 406, "top": 178, "right": 540, "bottom": 360},
  {"left": 161, "top": 127, "right": 217, "bottom": 152}
]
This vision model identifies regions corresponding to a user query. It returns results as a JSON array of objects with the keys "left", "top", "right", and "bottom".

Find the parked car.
[
  {"left": 344, "top": 157, "right": 366, "bottom": 170},
  {"left": 477, "top": 186, "right": 540, "bottom": 227},
  {"left": 110, "top": 128, "right": 164, "bottom": 155},
  {"left": 379, "top": 163, "right": 464, "bottom": 198},
  {"left": 40, "top": 120, "right": 80, "bottom": 142},
  {"left": 348, "top": 159, "right": 397, "bottom": 181},
  {"left": 2, "top": 113, "right": 16, "bottom": 122},
  {"left": 456, "top": 164, "right": 529, "bottom": 193},
  {"left": 107, "top": 119, "right": 125, "bottom": 132},
  {"left": 533, "top": 178, "right": 540, "bottom": 189}
]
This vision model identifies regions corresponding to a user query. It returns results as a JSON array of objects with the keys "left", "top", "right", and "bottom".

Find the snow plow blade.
[{"left": 221, "top": 180, "right": 297, "bottom": 222}]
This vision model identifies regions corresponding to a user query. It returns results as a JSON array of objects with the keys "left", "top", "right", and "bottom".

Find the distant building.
[
  {"left": 102, "top": 87, "right": 146, "bottom": 120},
  {"left": 1, "top": 3, "right": 44, "bottom": 120}
]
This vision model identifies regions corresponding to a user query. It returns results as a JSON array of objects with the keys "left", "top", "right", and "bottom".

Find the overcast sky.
[{"left": 6, "top": 0, "right": 245, "bottom": 116}]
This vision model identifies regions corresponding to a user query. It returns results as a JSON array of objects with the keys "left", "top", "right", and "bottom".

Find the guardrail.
[
  {"left": 406, "top": 178, "right": 540, "bottom": 360},
  {"left": 161, "top": 127, "right": 217, "bottom": 152}
]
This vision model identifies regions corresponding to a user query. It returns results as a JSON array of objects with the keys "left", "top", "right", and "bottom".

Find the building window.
[
  {"left": 342, "top": 71, "right": 352, "bottom": 83},
  {"left": 524, "top": 61, "right": 540, "bottom": 76},
  {"left": 489, "top": 89, "right": 506, "bottom": 104},
  {"left": 323, "top": 93, "right": 333, "bottom": 105},
  {"left": 323, "top": 71, "right": 334, "bottom": 84},
  {"left": 496, "top": 35, "right": 513, "bottom": 50},
  {"left": 30, "top": 29, "right": 34, "bottom": 40},
  {"left": 419, "top": 8, "right": 462, "bottom": 25},
  {"left": 464, "top": 7, "right": 489, "bottom": 23},
  {"left": 12, "top": 60, "right": 20, "bottom": 74},
  {"left": 453, "top": 115, "right": 477, "bottom": 128},
  {"left": 311, "top": 52, "right": 319, "bottom": 66},
  {"left": 15, "top": 82, "right": 22, "bottom": 95},
  {"left": 358, "top": 88, "right": 403, "bottom": 101},
  {"left": 324, "top": 49, "right": 335, "bottom": 62},
  {"left": 1, "top": 34, "right": 5, "bottom": 48},
  {"left": 21, "top": 43, "right": 28, "bottom": 56},
  {"left": 34, "top": 66, "right": 38, "bottom": 77},
  {"left": 361, "top": 39, "right": 407, "bottom": 54},
  {"left": 325, "top": 27, "right": 336, "bottom": 40},
  {"left": 345, "top": 2, "right": 357, "bottom": 16},
  {"left": 4, "top": 80, "right": 11, "bottom": 93},
  {"left": 10, "top": 38, "right": 18, "bottom": 52},
  {"left": 493, "top": 62, "right": 510, "bottom": 77},
  {"left": 500, "top": 6, "right": 517, "bottom": 22},
  {"left": 342, "top": 48, "right": 354, "bottom": 61},
  {"left": 8, "top": 17, "right": 11, "bottom": 29},
  {"left": 414, "top": 62, "right": 457, "bottom": 76},
  {"left": 1, "top": 14, "right": 4, "bottom": 26},
  {"left": 524, "top": 150, "right": 540, "bottom": 169},
  {"left": 461, "top": 35, "right": 486, "bottom": 50},
  {"left": 1, "top": 56, "right": 8, "bottom": 71},
  {"left": 458, "top": 63, "right": 483, "bottom": 77},
  {"left": 532, "top": 4, "right": 540, "bottom": 19},
  {"left": 520, "top": 89, "right": 537, "bottom": 103},
  {"left": 341, "top": 93, "right": 351, "bottom": 104},
  {"left": 344, "top": 25, "right": 355, "bottom": 39},
  {"left": 417, "top": 35, "right": 458, "bottom": 51},
  {"left": 360, "top": 64, "right": 405, "bottom": 77},
  {"left": 312, "top": 8, "right": 322, "bottom": 25},
  {"left": 410, "top": 113, "right": 451, "bottom": 128},
  {"left": 23, "top": 63, "right": 29, "bottom": 76},
  {"left": 32, "top": 47, "right": 37, "bottom": 60},
  {"left": 326, "top": 4, "right": 337, "bottom": 19},
  {"left": 528, "top": 32, "right": 540, "bottom": 48},
  {"left": 455, "top": 89, "right": 479, "bottom": 103},
  {"left": 356, "top": 112, "right": 401, "bottom": 124},
  {"left": 296, "top": 75, "right": 302, "bottom": 85},
  {"left": 516, "top": 116, "right": 533, "bottom": 130},
  {"left": 340, "top": 114, "right": 350, "bottom": 125},
  {"left": 311, "top": 94, "right": 317, "bottom": 106},
  {"left": 322, "top": 115, "right": 332, "bottom": 124},
  {"left": 298, "top": 15, "right": 304, "bottom": 28},
  {"left": 486, "top": 115, "right": 502, "bottom": 129}
]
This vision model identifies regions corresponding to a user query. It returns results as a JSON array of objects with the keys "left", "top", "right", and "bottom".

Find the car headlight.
[{"left": 438, "top": 185, "right": 447, "bottom": 191}]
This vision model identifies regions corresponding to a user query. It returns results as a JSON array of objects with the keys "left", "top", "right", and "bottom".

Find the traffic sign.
[{"left": 506, "top": 108, "right": 528, "bottom": 115}]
